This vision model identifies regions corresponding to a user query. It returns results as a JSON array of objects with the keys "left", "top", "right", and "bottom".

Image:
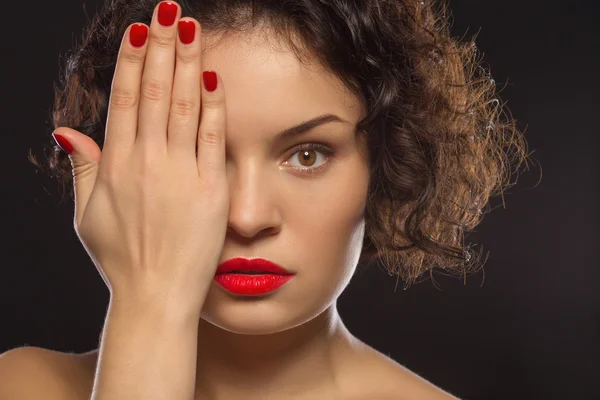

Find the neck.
[{"left": 194, "top": 302, "right": 361, "bottom": 399}]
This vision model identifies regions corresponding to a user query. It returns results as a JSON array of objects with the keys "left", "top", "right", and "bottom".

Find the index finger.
[{"left": 104, "top": 23, "right": 149, "bottom": 159}]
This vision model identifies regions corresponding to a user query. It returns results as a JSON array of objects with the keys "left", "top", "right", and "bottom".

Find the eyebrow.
[{"left": 273, "top": 114, "right": 351, "bottom": 142}]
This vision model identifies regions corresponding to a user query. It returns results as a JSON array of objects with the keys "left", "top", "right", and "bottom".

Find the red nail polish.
[
  {"left": 178, "top": 20, "right": 195, "bottom": 44},
  {"left": 158, "top": 2, "right": 177, "bottom": 26},
  {"left": 203, "top": 71, "right": 218, "bottom": 92},
  {"left": 130, "top": 24, "right": 148, "bottom": 47},
  {"left": 52, "top": 133, "right": 74, "bottom": 155}
]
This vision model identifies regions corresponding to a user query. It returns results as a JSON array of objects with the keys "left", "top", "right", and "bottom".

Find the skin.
[
  {"left": 42, "top": 5, "right": 456, "bottom": 400},
  {"left": 193, "top": 27, "right": 372, "bottom": 399}
]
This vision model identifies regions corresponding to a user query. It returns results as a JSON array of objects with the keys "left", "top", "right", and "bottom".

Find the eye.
[{"left": 284, "top": 143, "right": 335, "bottom": 175}]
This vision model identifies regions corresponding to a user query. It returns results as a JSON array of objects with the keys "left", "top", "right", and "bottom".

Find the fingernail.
[
  {"left": 158, "top": 2, "right": 177, "bottom": 27},
  {"left": 130, "top": 24, "right": 148, "bottom": 47},
  {"left": 203, "top": 71, "right": 217, "bottom": 92},
  {"left": 52, "top": 133, "right": 74, "bottom": 155},
  {"left": 178, "top": 20, "right": 195, "bottom": 44}
]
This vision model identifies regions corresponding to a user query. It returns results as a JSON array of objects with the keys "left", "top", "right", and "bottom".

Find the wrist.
[{"left": 109, "top": 286, "right": 202, "bottom": 329}]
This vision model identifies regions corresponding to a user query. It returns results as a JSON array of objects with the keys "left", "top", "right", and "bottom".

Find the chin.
[
  {"left": 199, "top": 285, "right": 336, "bottom": 335},
  {"left": 200, "top": 314, "right": 295, "bottom": 335}
]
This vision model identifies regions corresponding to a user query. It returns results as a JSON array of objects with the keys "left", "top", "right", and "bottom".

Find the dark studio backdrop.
[{"left": 1, "top": 0, "right": 598, "bottom": 399}]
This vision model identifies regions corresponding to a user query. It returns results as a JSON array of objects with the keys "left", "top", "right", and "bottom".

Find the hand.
[{"left": 52, "top": 1, "right": 228, "bottom": 314}]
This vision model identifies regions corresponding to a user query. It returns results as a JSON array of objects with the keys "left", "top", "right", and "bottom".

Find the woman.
[{"left": 6, "top": 0, "right": 528, "bottom": 398}]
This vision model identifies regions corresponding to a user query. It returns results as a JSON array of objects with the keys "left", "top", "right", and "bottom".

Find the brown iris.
[{"left": 298, "top": 150, "right": 317, "bottom": 167}]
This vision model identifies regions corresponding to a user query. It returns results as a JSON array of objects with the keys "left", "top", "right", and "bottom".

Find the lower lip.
[{"left": 214, "top": 273, "right": 294, "bottom": 295}]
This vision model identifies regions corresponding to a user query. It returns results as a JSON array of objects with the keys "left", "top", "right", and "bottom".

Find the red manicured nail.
[
  {"left": 52, "top": 133, "right": 74, "bottom": 155},
  {"left": 178, "top": 20, "right": 195, "bottom": 44},
  {"left": 130, "top": 24, "right": 148, "bottom": 47},
  {"left": 158, "top": 2, "right": 177, "bottom": 26},
  {"left": 203, "top": 71, "right": 217, "bottom": 92}
]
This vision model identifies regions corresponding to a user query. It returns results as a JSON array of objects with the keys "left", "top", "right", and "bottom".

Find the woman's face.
[{"left": 199, "top": 28, "right": 370, "bottom": 334}]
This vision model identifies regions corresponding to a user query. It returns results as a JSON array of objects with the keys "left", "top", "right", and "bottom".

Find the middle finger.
[
  {"left": 167, "top": 18, "right": 202, "bottom": 160},
  {"left": 136, "top": 1, "right": 181, "bottom": 151}
]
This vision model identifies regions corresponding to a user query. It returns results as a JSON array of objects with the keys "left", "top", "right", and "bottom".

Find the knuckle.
[
  {"left": 140, "top": 78, "right": 168, "bottom": 102},
  {"left": 202, "top": 176, "right": 222, "bottom": 193},
  {"left": 149, "top": 31, "right": 173, "bottom": 48},
  {"left": 132, "top": 152, "right": 162, "bottom": 182},
  {"left": 204, "top": 171, "right": 229, "bottom": 195},
  {"left": 170, "top": 98, "right": 198, "bottom": 117},
  {"left": 121, "top": 49, "right": 145, "bottom": 65},
  {"left": 110, "top": 88, "right": 139, "bottom": 110},
  {"left": 202, "top": 100, "right": 221, "bottom": 110},
  {"left": 177, "top": 51, "right": 198, "bottom": 65},
  {"left": 198, "top": 130, "right": 221, "bottom": 146},
  {"left": 97, "top": 153, "right": 122, "bottom": 185},
  {"left": 99, "top": 166, "right": 119, "bottom": 188}
]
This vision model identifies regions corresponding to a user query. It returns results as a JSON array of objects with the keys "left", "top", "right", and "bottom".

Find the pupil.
[{"left": 300, "top": 150, "right": 316, "bottom": 166}]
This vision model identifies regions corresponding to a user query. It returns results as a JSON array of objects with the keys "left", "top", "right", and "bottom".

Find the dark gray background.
[{"left": 1, "top": 1, "right": 598, "bottom": 399}]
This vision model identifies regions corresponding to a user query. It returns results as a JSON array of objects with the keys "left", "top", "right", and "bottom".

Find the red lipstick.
[{"left": 214, "top": 258, "right": 295, "bottom": 295}]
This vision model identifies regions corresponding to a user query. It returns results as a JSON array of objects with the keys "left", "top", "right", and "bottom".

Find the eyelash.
[{"left": 285, "top": 143, "right": 336, "bottom": 175}]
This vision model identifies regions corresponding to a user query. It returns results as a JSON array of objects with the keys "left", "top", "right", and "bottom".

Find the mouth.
[
  {"left": 216, "top": 257, "right": 294, "bottom": 276},
  {"left": 227, "top": 271, "right": 280, "bottom": 275},
  {"left": 220, "top": 271, "right": 279, "bottom": 275},
  {"left": 214, "top": 271, "right": 295, "bottom": 295}
]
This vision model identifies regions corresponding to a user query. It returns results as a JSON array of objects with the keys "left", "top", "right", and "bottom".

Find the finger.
[
  {"left": 168, "top": 17, "right": 202, "bottom": 160},
  {"left": 103, "top": 23, "right": 149, "bottom": 159},
  {"left": 197, "top": 71, "right": 226, "bottom": 182},
  {"left": 136, "top": 1, "right": 181, "bottom": 151}
]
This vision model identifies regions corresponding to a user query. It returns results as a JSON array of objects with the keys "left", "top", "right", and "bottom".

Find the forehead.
[{"left": 199, "top": 30, "right": 364, "bottom": 126}]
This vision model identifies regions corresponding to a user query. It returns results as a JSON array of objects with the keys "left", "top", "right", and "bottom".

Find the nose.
[{"left": 226, "top": 167, "right": 281, "bottom": 240}]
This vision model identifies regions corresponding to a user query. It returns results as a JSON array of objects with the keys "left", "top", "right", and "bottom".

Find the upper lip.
[{"left": 216, "top": 258, "right": 294, "bottom": 275}]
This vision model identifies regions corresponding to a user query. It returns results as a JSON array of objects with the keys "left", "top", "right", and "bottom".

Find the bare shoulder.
[
  {"left": 0, "top": 346, "right": 94, "bottom": 400},
  {"left": 374, "top": 358, "right": 460, "bottom": 399},
  {"left": 345, "top": 343, "right": 461, "bottom": 400}
]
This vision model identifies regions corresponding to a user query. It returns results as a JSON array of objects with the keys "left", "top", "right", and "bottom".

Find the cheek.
[
  {"left": 290, "top": 173, "right": 368, "bottom": 281},
  {"left": 292, "top": 201, "right": 365, "bottom": 304}
]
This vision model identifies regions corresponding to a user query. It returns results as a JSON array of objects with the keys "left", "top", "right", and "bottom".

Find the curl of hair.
[{"left": 29, "top": 0, "right": 531, "bottom": 288}]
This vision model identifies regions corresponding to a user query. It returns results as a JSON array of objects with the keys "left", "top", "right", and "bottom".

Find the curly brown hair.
[{"left": 29, "top": 0, "right": 531, "bottom": 288}]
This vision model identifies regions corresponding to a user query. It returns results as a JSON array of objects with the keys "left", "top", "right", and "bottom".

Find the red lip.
[{"left": 216, "top": 257, "right": 294, "bottom": 275}]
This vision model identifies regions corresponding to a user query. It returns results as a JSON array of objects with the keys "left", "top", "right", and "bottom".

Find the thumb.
[{"left": 52, "top": 127, "right": 102, "bottom": 225}]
